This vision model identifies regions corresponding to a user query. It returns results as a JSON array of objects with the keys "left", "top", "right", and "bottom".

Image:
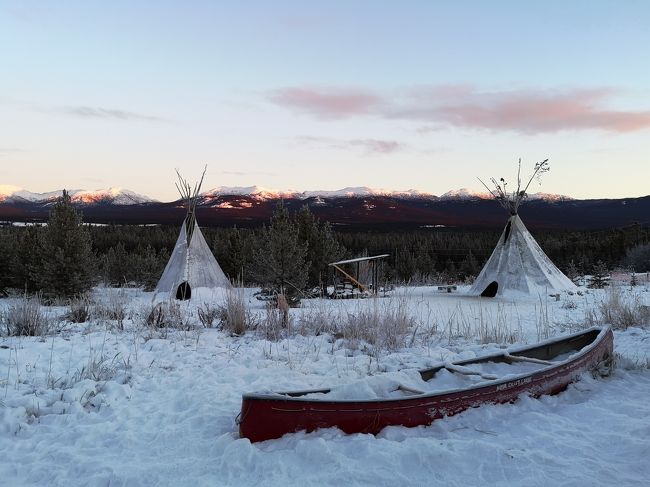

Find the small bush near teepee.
[
  {"left": 65, "top": 295, "right": 92, "bottom": 323},
  {"left": 217, "top": 290, "right": 254, "bottom": 336},
  {"left": 261, "top": 303, "right": 286, "bottom": 341},
  {"left": 5, "top": 294, "right": 50, "bottom": 336},
  {"left": 197, "top": 302, "right": 220, "bottom": 328},
  {"left": 339, "top": 297, "right": 417, "bottom": 352},
  {"left": 147, "top": 301, "right": 180, "bottom": 328},
  {"left": 598, "top": 287, "right": 650, "bottom": 329},
  {"left": 93, "top": 289, "right": 128, "bottom": 329}
]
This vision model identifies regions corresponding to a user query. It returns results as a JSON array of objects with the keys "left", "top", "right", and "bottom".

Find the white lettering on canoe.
[{"left": 495, "top": 376, "right": 532, "bottom": 392}]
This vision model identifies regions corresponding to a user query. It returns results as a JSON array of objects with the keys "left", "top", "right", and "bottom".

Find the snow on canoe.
[{"left": 238, "top": 326, "right": 614, "bottom": 442}]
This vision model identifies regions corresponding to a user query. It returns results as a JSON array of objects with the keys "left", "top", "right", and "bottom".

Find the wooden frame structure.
[{"left": 328, "top": 254, "right": 389, "bottom": 297}]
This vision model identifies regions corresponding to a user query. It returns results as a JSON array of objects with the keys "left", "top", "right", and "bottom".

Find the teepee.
[
  {"left": 468, "top": 159, "right": 576, "bottom": 298},
  {"left": 155, "top": 169, "right": 232, "bottom": 299}
]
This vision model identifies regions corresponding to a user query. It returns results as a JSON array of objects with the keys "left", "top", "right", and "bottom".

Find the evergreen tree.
[
  {"left": 296, "top": 205, "right": 343, "bottom": 288},
  {"left": 102, "top": 242, "right": 130, "bottom": 285},
  {"left": 131, "top": 244, "right": 164, "bottom": 290},
  {"left": 219, "top": 227, "right": 248, "bottom": 282},
  {"left": 625, "top": 242, "right": 650, "bottom": 272},
  {"left": 588, "top": 260, "right": 610, "bottom": 289},
  {"left": 566, "top": 259, "right": 580, "bottom": 282},
  {"left": 39, "top": 190, "right": 95, "bottom": 298},
  {"left": 460, "top": 250, "right": 479, "bottom": 280},
  {"left": 250, "top": 201, "right": 309, "bottom": 303},
  {"left": 11, "top": 226, "right": 42, "bottom": 292},
  {"left": 0, "top": 229, "right": 14, "bottom": 293}
]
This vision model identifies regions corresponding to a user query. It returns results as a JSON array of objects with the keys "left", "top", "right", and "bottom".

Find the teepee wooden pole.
[{"left": 175, "top": 165, "right": 207, "bottom": 245}]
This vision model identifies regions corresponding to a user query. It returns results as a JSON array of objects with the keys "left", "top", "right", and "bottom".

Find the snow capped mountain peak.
[
  {"left": 0, "top": 185, "right": 67, "bottom": 202},
  {"left": 0, "top": 185, "right": 156, "bottom": 205},
  {"left": 203, "top": 186, "right": 297, "bottom": 200},
  {"left": 71, "top": 188, "right": 157, "bottom": 205},
  {"left": 204, "top": 186, "right": 437, "bottom": 200},
  {"left": 438, "top": 188, "right": 572, "bottom": 202},
  {"left": 525, "top": 192, "right": 573, "bottom": 202},
  {"left": 0, "top": 184, "right": 573, "bottom": 205},
  {"left": 440, "top": 188, "right": 491, "bottom": 200},
  {"left": 303, "top": 187, "right": 435, "bottom": 198}
]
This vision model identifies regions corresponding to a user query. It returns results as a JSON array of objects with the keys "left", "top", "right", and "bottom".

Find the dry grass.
[
  {"left": 261, "top": 304, "right": 286, "bottom": 341},
  {"left": 4, "top": 293, "right": 51, "bottom": 336},
  {"left": 144, "top": 300, "right": 193, "bottom": 330},
  {"left": 297, "top": 296, "right": 418, "bottom": 352},
  {"left": 197, "top": 302, "right": 220, "bottom": 328},
  {"left": 92, "top": 289, "right": 128, "bottom": 329},
  {"left": 297, "top": 302, "right": 339, "bottom": 336},
  {"left": 217, "top": 289, "right": 256, "bottom": 336},
  {"left": 65, "top": 295, "right": 92, "bottom": 323},
  {"left": 598, "top": 286, "right": 650, "bottom": 329}
]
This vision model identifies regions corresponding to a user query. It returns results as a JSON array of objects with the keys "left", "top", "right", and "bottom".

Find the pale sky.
[{"left": 1, "top": 0, "right": 649, "bottom": 201}]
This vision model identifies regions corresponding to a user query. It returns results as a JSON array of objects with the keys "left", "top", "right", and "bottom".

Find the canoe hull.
[{"left": 239, "top": 327, "right": 613, "bottom": 443}]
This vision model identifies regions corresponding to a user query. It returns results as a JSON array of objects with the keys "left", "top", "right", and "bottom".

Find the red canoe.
[{"left": 238, "top": 326, "right": 614, "bottom": 442}]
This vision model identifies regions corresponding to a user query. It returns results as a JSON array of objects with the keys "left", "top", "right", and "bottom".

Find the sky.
[{"left": 1, "top": 0, "right": 649, "bottom": 201}]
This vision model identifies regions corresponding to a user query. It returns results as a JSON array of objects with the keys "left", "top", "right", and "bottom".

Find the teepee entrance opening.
[
  {"left": 481, "top": 281, "right": 499, "bottom": 297},
  {"left": 176, "top": 281, "right": 191, "bottom": 300}
]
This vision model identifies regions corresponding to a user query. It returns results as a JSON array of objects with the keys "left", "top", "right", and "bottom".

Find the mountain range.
[{"left": 1, "top": 185, "right": 648, "bottom": 230}]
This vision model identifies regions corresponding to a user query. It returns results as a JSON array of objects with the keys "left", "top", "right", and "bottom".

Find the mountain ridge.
[
  {"left": 1, "top": 188, "right": 648, "bottom": 231},
  {"left": 0, "top": 184, "right": 574, "bottom": 203}
]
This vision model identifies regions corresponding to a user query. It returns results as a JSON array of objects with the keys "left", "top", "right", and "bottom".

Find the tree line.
[{"left": 1, "top": 194, "right": 649, "bottom": 299}]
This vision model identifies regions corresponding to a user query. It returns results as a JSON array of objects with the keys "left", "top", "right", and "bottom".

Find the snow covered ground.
[{"left": 1, "top": 284, "right": 649, "bottom": 486}]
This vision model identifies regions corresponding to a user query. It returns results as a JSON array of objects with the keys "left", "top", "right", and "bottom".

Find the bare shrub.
[
  {"left": 342, "top": 307, "right": 379, "bottom": 348},
  {"left": 598, "top": 287, "right": 650, "bottom": 329},
  {"left": 260, "top": 304, "right": 285, "bottom": 341},
  {"left": 93, "top": 289, "right": 128, "bottom": 329},
  {"left": 218, "top": 290, "right": 254, "bottom": 336},
  {"left": 145, "top": 300, "right": 192, "bottom": 330},
  {"left": 582, "top": 306, "right": 599, "bottom": 329},
  {"left": 341, "top": 297, "right": 418, "bottom": 351},
  {"left": 70, "top": 353, "right": 120, "bottom": 383},
  {"left": 377, "top": 299, "right": 417, "bottom": 350},
  {"left": 5, "top": 294, "right": 50, "bottom": 336},
  {"left": 297, "top": 303, "right": 340, "bottom": 336},
  {"left": 197, "top": 302, "right": 220, "bottom": 328},
  {"left": 65, "top": 295, "right": 92, "bottom": 323}
]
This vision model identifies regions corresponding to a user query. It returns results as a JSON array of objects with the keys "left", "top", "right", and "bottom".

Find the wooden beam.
[{"left": 331, "top": 264, "right": 367, "bottom": 292}]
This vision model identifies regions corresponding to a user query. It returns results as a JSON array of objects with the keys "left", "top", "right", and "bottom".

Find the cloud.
[
  {"left": 269, "top": 88, "right": 382, "bottom": 119},
  {"left": 296, "top": 136, "right": 404, "bottom": 155},
  {"left": 391, "top": 87, "right": 650, "bottom": 134},
  {"left": 0, "top": 98, "right": 167, "bottom": 123},
  {"left": 269, "top": 86, "right": 650, "bottom": 134},
  {"left": 59, "top": 106, "right": 167, "bottom": 122}
]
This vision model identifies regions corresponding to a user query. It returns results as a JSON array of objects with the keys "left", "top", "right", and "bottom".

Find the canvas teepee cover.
[
  {"left": 155, "top": 169, "right": 232, "bottom": 299},
  {"left": 468, "top": 159, "right": 576, "bottom": 298},
  {"left": 468, "top": 214, "right": 576, "bottom": 297}
]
